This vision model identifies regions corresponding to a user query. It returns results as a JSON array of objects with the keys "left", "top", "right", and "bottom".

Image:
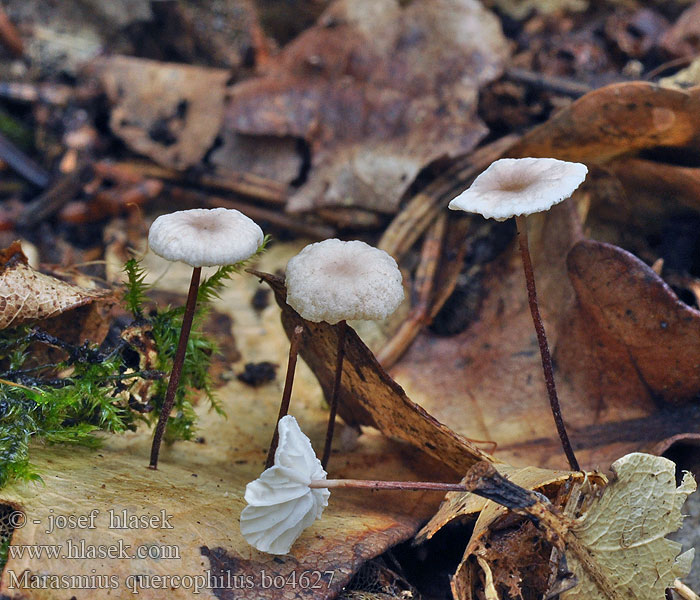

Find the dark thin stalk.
[
  {"left": 515, "top": 215, "right": 579, "bottom": 471},
  {"left": 266, "top": 325, "right": 304, "bottom": 468},
  {"left": 149, "top": 266, "right": 202, "bottom": 470},
  {"left": 321, "top": 320, "right": 347, "bottom": 469}
]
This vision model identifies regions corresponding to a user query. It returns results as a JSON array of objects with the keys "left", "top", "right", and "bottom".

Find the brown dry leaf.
[
  {"left": 0, "top": 244, "right": 455, "bottom": 600},
  {"left": 660, "top": 1, "right": 700, "bottom": 58},
  {"left": 94, "top": 56, "right": 230, "bottom": 170},
  {"left": 416, "top": 464, "right": 582, "bottom": 544},
  {"left": 252, "top": 270, "right": 496, "bottom": 475},
  {"left": 226, "top": 0, "right": 509, "bottom": 214},
  {"left": 562, "top": 239, "right": 700, "bottom": 402},
  {"left": 0, "top": 241, "right": 109, "bottom": 330},
  {"left": 506, "top": 82, "right": 700, "bottom": 163}
]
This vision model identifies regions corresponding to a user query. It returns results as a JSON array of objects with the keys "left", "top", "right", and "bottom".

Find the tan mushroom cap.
[
  {"left": 285, "top": 239, "right": 404, "bottom": 325},
  {"left": 448, "top": 157, "right": 588, "bottom": 221},
  {"left": 148, "top": 208, "right": 264, "bottom": 267}
]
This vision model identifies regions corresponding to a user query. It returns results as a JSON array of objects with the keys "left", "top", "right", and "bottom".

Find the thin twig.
[
  {"left": 377, "top": 212, "right": 446, "bottom": 368},
  {"left": 0, "top": 132, "right": 50, "bottom": 188},
  {"left": 505, "top": 67, "right": 593, "bottom": 97}
]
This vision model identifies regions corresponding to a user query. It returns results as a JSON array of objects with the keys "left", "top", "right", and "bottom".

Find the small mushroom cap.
[
  {"left": 240, "top": 415, "right": 329, "bottom": 555},
  {"left": 285, "top": 239, "right": 404, "bottom": 325},
  {"left": 448, "top": 157, "right": 588, "bottom": 221},
  {"left": 148, "top": 208, "right": 264, "bottom": 267}
]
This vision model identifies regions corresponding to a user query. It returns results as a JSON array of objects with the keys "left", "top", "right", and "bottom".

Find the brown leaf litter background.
[
  {"left": 226, "top": 0, "right": 509, "bottom": 215},
  {"left": 390, "top": 82, "right": 700, "bottom": 471}
]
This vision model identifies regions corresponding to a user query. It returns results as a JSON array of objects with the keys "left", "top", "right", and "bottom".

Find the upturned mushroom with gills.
[
  {"left": 147, "top": 207, "right": 264, "bottom": 469},
  {"left": 448, "top": 157, "right": 587, "bottom": 471},
  {"left": 243, "top": 415, "right": 546, "bottom": 555},
  {"left": 270, "top": 239, "right": 404, "bottom": 469}
]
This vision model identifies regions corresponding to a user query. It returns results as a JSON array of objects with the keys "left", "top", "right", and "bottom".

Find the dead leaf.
[
  {"left": 506, "top": 82, "right": 700, "bottom": 163},
  {"left": 416, "top": 464, "right": 584, "bottom": 544},
  {"left": 209, "top": 133, "right": 302, "bottom": 187},
  {"left": 563, "top": 239, "right": 700, "bottom": 401},
  {"left": 0, "top": 241, "right": 109, "bottom": 330},
  {"left": 94, "top": 56, "right": 230, "bottom": 170},
  {"left": 251, "top": 270, "right": 495, "bottom": 475},
  {"left": 0, "top": 244, "right": 457, "bottom": 600},
  {"left": 563, "top": 453, "right": 695, "bottom": 599},
  {"left": 226, "top": 0, "right": 509, "bottom": 214}
]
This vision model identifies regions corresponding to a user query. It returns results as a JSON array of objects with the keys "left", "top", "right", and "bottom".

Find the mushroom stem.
[
  {"left": 515, "top": 215, "right": 579, "bottom": 471},
  {"left": 321, "top": 319, "right": 347, "bottom": 469},
  {"left": 311, "top": 462, "right": 541, "bottom": 510},
  {"left": 266, "top": 325, "right": 305, "bottom": 468},
  {"left": 311, "top": 479, "right": 467, "bottom": 492},
  {"left": 149, "top": 266, "right": 202, "bottom": 470}
]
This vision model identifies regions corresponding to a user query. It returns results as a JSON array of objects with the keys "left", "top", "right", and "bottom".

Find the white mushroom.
[
  {"left": 148, "top": 207, "right": 263, "bottom": 267},
  {"left": 241, "top": 415, "right": 330, "bottom": 555},
  {"left": 147, "top": 208, "right": 264, "bottom": 469},
  {"left": 448, "top": 157, "right": 588, "bottom": 221},
  {"left": 266, "top": 239, "right": 404, "bottom": 470},
  {"left": 448, "top": 157, "right": 587, "bottom": 471},
  {"left": 285, "top": 239, "right": 404, "bottom": 325}
]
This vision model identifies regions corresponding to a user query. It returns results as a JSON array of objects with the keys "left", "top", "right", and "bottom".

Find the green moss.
[{"left": 0, "top": 238, "right": 269, "bottom": 488}]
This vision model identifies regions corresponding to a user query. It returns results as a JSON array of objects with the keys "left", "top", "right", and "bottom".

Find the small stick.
[
  {"left": 505, "top": 67, "right": 593, "bottom": 97},
  {"left": 321, "top": 320, "right": 347, "bottom": 469},
  {"left": 377, "top": 213, "right": 446, "bottom": 368},
  {"left": 515, "top": 215, "right": 579, "bottom": 471},
  {"left": 0, "top": 132, "right": 50, "bottom": 189},
  {"left": 18, "top": 164, "right": 94, "bottom": 225},
  {"left": 149, "top": 267, "right": 202, "bottom": 469},
  {"left": 266, "top": 325, "right": 304, "bottom": 468},
  {"left": 0, "top": 5, "right": 23, "bottom": 57}
]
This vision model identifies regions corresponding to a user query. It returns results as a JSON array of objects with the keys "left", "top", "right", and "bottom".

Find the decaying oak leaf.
[
  {"left": 0, "top": 241, "right": 109, "bottom": 330},
  {"left": 563, "top": 453, "right": 695, "bottom": 600},
  {"left": 93, "top": 56, "right": 230, "bottom": 170},
  {"left": 251, "top": 270, "right": 496, "bottom": 475},
  {"left": 226, "top": 0, "right": 508, "bottom": 214},
  {"left": 563, "top": 239, "right": 700, "bottom": 401},
  {"left": 0, "top": 247, "right": 457, "bottom": 600}
]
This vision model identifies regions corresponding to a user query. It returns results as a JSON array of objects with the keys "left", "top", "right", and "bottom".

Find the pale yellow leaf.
[{"left": 564, "top": 453, "right": 696, "bottom": 600}]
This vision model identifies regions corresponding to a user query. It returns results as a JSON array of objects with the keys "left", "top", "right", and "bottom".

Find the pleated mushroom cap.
[
  {"left": 148, "top": 208, "right": 264, "bottom": 267},
  {"left": 448, "top": 157, "right": 588, "bottom": 221},
  {"left": 240, "top": 416, "right": 329, "bottom": 555},
  {"left": 285, "top": 239, "right": 404, "bottom": 325}
]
